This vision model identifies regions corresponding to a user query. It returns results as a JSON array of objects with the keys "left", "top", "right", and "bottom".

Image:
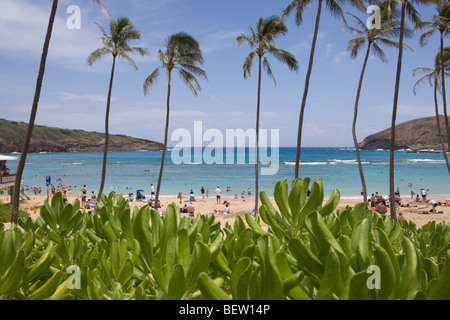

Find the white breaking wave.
[
  {"left": 284, "top": 161, "right": 329, "bottom": 166},
  {"left": 284, "top": 159, "right": 370, "bottom": 166},
  {"left": 407, "top": 159, "right": 445, "bottom": 163},
  {"left": 330, "top": 159, "right": 370, "bottom": 165}
]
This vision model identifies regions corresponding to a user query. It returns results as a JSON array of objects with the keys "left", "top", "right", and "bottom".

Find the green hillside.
[
  {"left": 0, "top": 118, "right": 163, "bottom": 153},
  {"left": 0, "top": 118, "right": 106, "bottom": 141}
]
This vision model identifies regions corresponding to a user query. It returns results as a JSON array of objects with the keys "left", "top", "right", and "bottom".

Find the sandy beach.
[{"left": 1, "top": 192, "right": 450, "bottom": 231}]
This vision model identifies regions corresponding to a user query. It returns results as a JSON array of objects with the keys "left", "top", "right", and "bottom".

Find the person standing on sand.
[
  {"left": 151, "top": 184, "right": 155, "bottom": 197},
  {"left": 201, "top": 186, "right": 205, "bottom": 200},
  {"left": 421, "top": 189, "right": 427, "bottom": 202},
  {"left": 215, "top": 186, "right": 221, "bottom": 204},
  {"left": 81, "top": 192, "right": 87, "bottom": 208},
  {"left": 206, "top": 188, "right": 209, "bottom": 199}
]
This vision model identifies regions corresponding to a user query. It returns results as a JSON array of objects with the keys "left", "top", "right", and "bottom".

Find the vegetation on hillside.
[{"left": 0, "top": 118, "right": 108, "bottom": 142}]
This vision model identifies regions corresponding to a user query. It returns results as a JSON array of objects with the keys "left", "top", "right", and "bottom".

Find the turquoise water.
[{"left": 4, "top": 147, "right": 450, "bottom": 200}]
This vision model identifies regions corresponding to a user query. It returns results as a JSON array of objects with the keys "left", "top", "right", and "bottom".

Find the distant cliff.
[
  {"left": 0, "top": 119, "right": 164, "bottom": 153},
  {"left": 358, "top": 116, "right": 450, "bottom": 151}
]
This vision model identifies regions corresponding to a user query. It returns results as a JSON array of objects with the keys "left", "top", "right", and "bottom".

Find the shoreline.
[
  {"left": 10, "top": 185, "right": 449, "bottom": 202},
  {"left": 1, "top": 193, "right": 449, "bottom": 231}
]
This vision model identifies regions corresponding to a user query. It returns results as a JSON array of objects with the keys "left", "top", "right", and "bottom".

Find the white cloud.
[
  {"left": 0, "top": 0, "right": 113, "bottom": 69},
  {"left": 326, "top": 43, "right": 333, "bottom": 57},
  {"left": 333, "top": 51, "right": 348, "bottom": 65},
  {"left": 397, "top": 103, "right": 435, "bottom": 118},
  {"left": 201, "top": 29, "right": 244, "bottom": 53},
  {"left": 60, "top": 92, "right": 109, "bottom": 103}
]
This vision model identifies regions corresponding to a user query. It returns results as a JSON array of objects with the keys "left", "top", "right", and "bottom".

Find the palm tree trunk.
[
  {"left": 353, "top": 43, "right": 371, "bottom": 205},
  {"left": 440, "top": 30, "right": 450, "bottom": 155},
  {"left": 434, "top": 79, "right": 450, "bottom": 174},
  {"left": 254, "top": 55, "right": 262, "bottom": 216},
  {"left": 11, "top": 0, "right": 59, "bottom": 224},
  {"left": 295, "top": 0, "right": 323, "bottom": 179},
  {"left": 155, "top": 71, "right": 172, "bottom": 212},
  {"left": 389, "top": 1, "right": 406, "bottom": 221},
  {"left": 97, "top": 55, "right": 116, "bottom": 201}
]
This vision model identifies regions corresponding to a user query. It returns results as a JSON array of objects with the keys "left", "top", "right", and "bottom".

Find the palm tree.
[
  {"left": 419, "top": 2, "right": 450, "bottom": 156},
  {"left": 340, "top": 7, "right": 410, "bottom": 204},
  {"left": 143, "top": 32, "right": 207, "bottom": 212},
  {"left": 282, "top": 0, "right": 364, "bottom": 179},
  {"left": 88, "top": 17, "right": 150, "bottom": 201},
  {"left": 236, "top": 16, "right": 298, "bottom": 216},
  {"left": 10, "top": 0, "right": 110, "bottom": 224},
  {"left": 413, "top": 47, "right": 450, "bottom": 174},
  {"left": 384, "top": 0, "right": 436, "bottom": 221}
]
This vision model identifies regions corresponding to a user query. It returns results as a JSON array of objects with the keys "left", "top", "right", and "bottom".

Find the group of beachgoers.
[
  {"left": 364, "top": 186, "right": 448, "bottom": 217},
  {"left": 174, "top": 185, "right": 253, "bottom": 218},
  {"left": 179, "top": 199, "right": 231, "bottom": 219},
  {"left": 179, "top": 186, "right": 252, "bottom": 204}
]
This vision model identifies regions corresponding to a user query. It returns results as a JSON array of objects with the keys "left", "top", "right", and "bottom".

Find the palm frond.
[
  {"left": 243, "top": 51, "right": 256, "bottom": 79},
  {"left": 412, "top": 67, "right": 435, "bottom": 95},
  {"left": 263, "top": 57, "right": 276, "bottom": 86},
  {"left": 347, "top": 36, "right": 367, "bottom": 59},
  {"left": 143, "top": 68, "right": 160, "bottom": 95},
  {"left": 94, "top": 22, "right": 111, "bottom": 44},
  {"left": 282, "top": 0, "right": 313, "bottom": 25},
  {"left": 420, "top": 28, "right": 436, "bottom": 46},
  {"left": 177, "top": 68, "right": 202, "bottom": 96},
  {"left": 158, "top": 49, "right": 167, "bottom": 67},
  {"left": 132, "top": 47, "right": 151, "bottom": 57},
  {"left": 148, "top": 32, "right": 207, "bottom": 96},
  {"left": 89, "top": 17, "right": 148, "bottom": 67},
  {"left": 90, "top": 0, "right": 112, "bottom": 21},
  {"left": 377, "top": 37, "right": 410, "bottom": 51},
  {"left": 262, "top": 16, "right": 288, "bottom": 40},
  {"left": 340, "top": 23, "right": 366, "bottom": 36},
  {"left": 166, "top": 32, "right": 200, "bottom": 58},
  {"left": 87, "top": 47, "right": 111, "bottom": 66},
  {"left": 371, "top": 42, "right": 388, "bottom": 62},
  {"left": 405, "top": 1, "right": 423, "bottom": 29},
  {"left": 238, "top": 15, "right": 297, "bottom": 81},
  {"left": 436, "top": 46, "right": 450, "bottom": 71},
  {"left": 340, "top": 12, "right": 369, "bottom": 35},
  {"left": 178, "top": 62, "right": 208, "bottom": 81},
  {"left": 119, "top": 52, "right": 138, "bottom": 69},
  {"left": 268, "top": 47, "right": 299, "bottom": 72},
  {"left": 340, "top": 0, "right": 365, "bottom": 12},
  {"left": 326, "top": 0, "right": 346, "bottom": 23}
]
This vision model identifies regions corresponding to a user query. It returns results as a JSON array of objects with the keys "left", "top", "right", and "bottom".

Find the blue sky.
[{"left": 0, "top": 0, "right": 445, "bottom": 147}]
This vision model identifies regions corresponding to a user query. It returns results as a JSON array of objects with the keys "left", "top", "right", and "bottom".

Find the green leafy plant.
[{"left": 0, "top": 181, "right": 449, "bottom": 300}]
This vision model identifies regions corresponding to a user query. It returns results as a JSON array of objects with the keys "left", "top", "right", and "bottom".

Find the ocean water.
[{"left": 4, "top": 147, "right": 450, "bottom": 200}]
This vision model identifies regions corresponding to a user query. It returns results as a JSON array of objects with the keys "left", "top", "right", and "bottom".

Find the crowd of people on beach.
[
  {"left": 172, "top": 185, "right": 254, "bottom": 218},
  {"left": 364, "top": 185, "right": 448, "bottom": 218},
  {"left": 10, "top": 174, "right": 448, "bottom": 221}
]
